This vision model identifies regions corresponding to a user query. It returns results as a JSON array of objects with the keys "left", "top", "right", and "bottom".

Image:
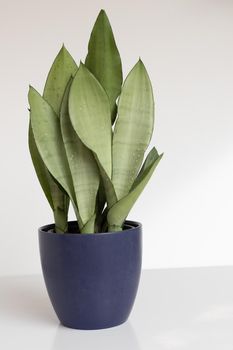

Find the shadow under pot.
[{"left": 38, "top": 220, "right": 142, "bottom": 330}]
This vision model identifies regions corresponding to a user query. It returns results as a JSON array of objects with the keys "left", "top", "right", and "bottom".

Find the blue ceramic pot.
[{"left": 39, "top": 220, "right": 142, "bottom": 330}]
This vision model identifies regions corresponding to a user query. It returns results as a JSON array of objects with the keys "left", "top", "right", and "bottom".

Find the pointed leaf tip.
[
  {"left": 28, "top": 85, "right": 33, "bottom": 96},
  {"left": 112, "top": 58, "right": 154, "bottom": 199},
  {"left": 28, "top": 86, "right": 39, "bottom": 103},
  {"left": 59, "top": 44, "right": 66, "bottom": 54},
  {"left": 137, "top": 58, "right": 146, "bottom": 69},
  {"left": 61, "top": 44, "right": 68, "bottom": 53},
  {"left": 99, "top": 9, "right": 107, "bottom": 17},
  {"left": 69, "top": 62, "right": 112, "bottom": 178},
  {"left": 43, "top": 45, "right": 77, "bottom": 115},
  {"left": 85, "top": 8, "right": 122, "bottom": 123}
]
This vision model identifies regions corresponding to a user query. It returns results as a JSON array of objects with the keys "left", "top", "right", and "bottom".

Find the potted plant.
[{"left": 28, "top": 9, "right": 163, "bottom": 330}]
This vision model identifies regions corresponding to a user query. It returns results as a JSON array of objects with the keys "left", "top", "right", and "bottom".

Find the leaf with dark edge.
[
  {"left": 43, "top": 45, "right": 78, "bottom": 115},
  {"left": 112, "top": 60, "right": 154, "bottom": 201},
  {"left": 29, "top": 86, "right": 82, "bottom": 228},
  {"left": 69, "top": 63, "right": 112, "bottom": 180},
  {"left": 28, "top": 123, "right": 69, "bottom": 232},
  {"left": 85, "top": 9, "right": 123, "bottom": 122}
]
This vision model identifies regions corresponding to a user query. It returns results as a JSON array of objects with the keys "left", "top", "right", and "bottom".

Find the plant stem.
[
  {"left": 53, "top": 208, "right": 68, "bottom": 233},
  {"left": 108, "top": 225, "right": 122, "bottom": 232}
]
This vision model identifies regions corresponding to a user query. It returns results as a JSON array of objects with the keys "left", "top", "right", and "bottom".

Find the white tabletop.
[{"left": 1, "top": 267, "right": 233, "bottom": 349}]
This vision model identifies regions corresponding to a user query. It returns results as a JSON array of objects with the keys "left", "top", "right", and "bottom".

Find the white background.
[{"left": 1, "top": 0, "right": 233, "bottom": 276}]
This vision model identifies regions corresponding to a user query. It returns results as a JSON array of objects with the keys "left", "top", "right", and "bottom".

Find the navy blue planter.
[{"left": 39, "top": 220, "right": 142, "bottom": 330}]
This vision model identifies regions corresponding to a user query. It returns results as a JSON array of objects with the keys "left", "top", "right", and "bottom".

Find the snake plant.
[{"left": 28, "top": 10, "right": 163, "bottom": 233}]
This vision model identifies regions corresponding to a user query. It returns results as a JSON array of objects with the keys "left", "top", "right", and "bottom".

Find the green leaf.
[
  {"left": 69, "top": 63, "right": 112, "bottom": 178},
  {"left": 60, "top": 79, "right": 100, "bottom": 229},
  {"left": 132, "top": 147, "right": 159, "bottom": 189},
  {"left": 68, "top": 64, "right": 117, "bottom": 211},
  {"left": 28, "top": 123, "right": 54, "bottom": 209},
  {"left": 29, "top": 123, "right": 69, "bottom": 232},
  {"left": 112, "top": 60, "right": 154, "bottom": 200},
  {"left": 107, "top": 150, "right": 163, "bottom": 230},
  {"left": 28, "top": 86, "right": 82, "bottom": 227},
  {"left": 95, "top": 158, "right": 117, "bottom": 208},
  {"left": 43, "top": 45, "right": 78, "bottom": 115},
  {"left": 28, "top": 45, "right": 76, "bottom": 232},
  {"left": 81, "top": 214, "right": 96, "bottom": 234},
  {"left": 53, "top": 205, "right": 69, "bottom": 233},
  {"left": 85, "top": 9, "right": 122, "bottom": 122}
]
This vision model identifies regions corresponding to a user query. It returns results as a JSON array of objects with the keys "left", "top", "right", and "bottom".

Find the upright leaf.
[
  {"left": 107, "top": 151, "right": 163, "bottom": 231},
  {"left": 28, "top": 86, "right": 82, "bottom": 227},
  {"left": 28, "top": 124, "right": 54, "bottom": 210},
  {"left": 95, "top": 159, "right": 117, "bottom": 208},
  {"left": 112, "top": 60, "right": 154, "bottom": 200},
  {"left": 29, "top": 45, "right": 76, "bottom": 232},
  {"left": 69, "top": 63, "right": 112, "bottom": 178},
  {"left": 53, "top": 202, "right": 69, "bottom": 233},
  {"left": 81, "top": 214, "right": 96, "bottom": 234},
  {"left": 43, "top": 46, "right": 77, "bottom": 230},
  {"left": 43, "top": 45, "right": 78, "bottom": 115},
  {"left": 29, "top": 123, "right": 69, "bottom": 232},
  {"left": 60, "top": 79, "right": 100, "bottom": 230},
  {"left": 85, "top": 9, "right": 122, "bottom": 122}
]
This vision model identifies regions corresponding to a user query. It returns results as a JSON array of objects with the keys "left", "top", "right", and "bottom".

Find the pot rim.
[{"left": 39, "top": 220, "right": 142, "bottom": 237}]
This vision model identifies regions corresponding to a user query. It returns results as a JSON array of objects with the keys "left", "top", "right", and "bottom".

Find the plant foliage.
[{"left": 28, "top": 9, "right": 163, "bottom": 233}]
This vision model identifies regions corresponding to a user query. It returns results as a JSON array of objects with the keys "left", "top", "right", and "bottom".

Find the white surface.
[
  {"left": 1, "top": 267, "right": 233, "bottom": 349},
  {"left": 1, "top": 1, "right": 233, "bottom": 275}
]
